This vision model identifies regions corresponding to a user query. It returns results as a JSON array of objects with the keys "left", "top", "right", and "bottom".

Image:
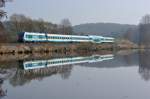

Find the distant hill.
[{"left": 73, "top": 23, "right": 139, "bottom": 43}]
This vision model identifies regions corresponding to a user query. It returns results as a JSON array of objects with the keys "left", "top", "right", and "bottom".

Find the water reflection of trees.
[
  {"left": 9, "top": 65, "right": 73, "bottom": 87},
  {"left": 0, "top": 60, "right": 73, "bottom": 87},
  {"left": 0, "top": 52, "right": 112, "bottom": 87},
  {"left": 0, "top": 79, "right": 7, "bottom": 98},
  {"left": 1, "top": 50, "right": 150, "bottom": 87},
  {"left": 0, "top": 67, "right": 16, "bottom": 98},
  {"left": 139, "top": 50, "right": 150, "bottom": 81}
]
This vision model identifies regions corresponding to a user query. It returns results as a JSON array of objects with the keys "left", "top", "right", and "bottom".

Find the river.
[{"left": 0, "top": 50, "right": 150, "bottom": 99}]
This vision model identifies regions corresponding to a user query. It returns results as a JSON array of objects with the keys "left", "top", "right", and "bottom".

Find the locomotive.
[{"left": 18, "top": 32, "right": 114, "bottom": 43}]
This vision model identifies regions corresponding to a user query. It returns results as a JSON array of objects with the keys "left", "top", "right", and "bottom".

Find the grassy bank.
[
  {"left": 0, "top": 39, "right": 138, "bottom": 55},
  {"left": 0, "top": 43, "right": 112, "bottom": 54}
]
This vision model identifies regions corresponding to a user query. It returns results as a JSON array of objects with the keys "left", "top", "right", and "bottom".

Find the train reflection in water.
[{"left": 23, "top": 54, "right": 114, "bottom": 70}]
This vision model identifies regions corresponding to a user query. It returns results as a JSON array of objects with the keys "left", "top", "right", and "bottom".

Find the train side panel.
[
  {"left": 23, "top": 32, "right": 47, "bottom": 42},
  {"left": 46, "top": 34, "right": 91, "bottom": 43}
]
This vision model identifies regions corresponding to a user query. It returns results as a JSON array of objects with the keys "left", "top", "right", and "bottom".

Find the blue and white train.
[{"left": 18, "top": 32, "right": 114, "bottom": 43}]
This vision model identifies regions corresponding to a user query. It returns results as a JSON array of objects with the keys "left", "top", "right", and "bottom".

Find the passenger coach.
[{"left": 18, "top": 32, "right": 114, "bottom": 43}]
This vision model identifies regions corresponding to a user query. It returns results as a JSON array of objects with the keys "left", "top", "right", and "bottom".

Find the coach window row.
[
  {"left": 48, "top": 36, "right": 70, "bottom": 39},
  {"left": 26, "top": 35, "right": 46, "bottom": 39},
  {"left": 26, "top": 35, "right": 90, "bottom": 40},
  {"left": 26, "top": 35, "right": 33, "bottom": 38},
  {"left": 48, "top": 36, "right": 90, "bottom": 40}
]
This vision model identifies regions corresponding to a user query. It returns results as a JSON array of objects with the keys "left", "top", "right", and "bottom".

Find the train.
[{"left": 18, "top": 32, "right": 114, "bottom": 43}]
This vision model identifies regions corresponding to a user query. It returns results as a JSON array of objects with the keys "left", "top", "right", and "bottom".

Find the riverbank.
[
  {"left": 0, "top": 43, "right": 112, "bottom": 55},
  {"left": 0, "top": 40, "right": 138, "bottom": 55}
]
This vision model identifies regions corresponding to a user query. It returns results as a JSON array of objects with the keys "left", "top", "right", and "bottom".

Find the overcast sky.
[{"left": 5, "top": 0, "right": 150, "bottom": 25}]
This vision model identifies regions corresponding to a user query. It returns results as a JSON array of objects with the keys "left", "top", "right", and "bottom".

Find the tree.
[
  {"left": 59, "top": 18, "right": 73, "bottom": 35},
  {"left": 61, "top": 18, "right": 72, "bottom": 27},
  {"left": 0, "top": 0, "right": 7, "bottom": 20},
  {"left": 0, "top": 0, "right": 12, "bottom": 43},
  {"left": 0, "top": 0, "right": 13, "bottom": 20},
  {"left": 123, "top": 28, "right": 133, "bottom": 40},
  {"left": 139, "top": 14, "right": 150, "bottom": 47},
  {"left": 6, "top": 14, "right": 60, "bottom": 42},
  {"left": 140, "top": 14, "right": 150, "bottom": 24},
  {"left": 9, "top": 14, "right": 33, "bottom": 32}
]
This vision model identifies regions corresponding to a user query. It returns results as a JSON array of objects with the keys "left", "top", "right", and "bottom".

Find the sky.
[{"left": 4, "top": 0, "right": 150, "bottom": 25}]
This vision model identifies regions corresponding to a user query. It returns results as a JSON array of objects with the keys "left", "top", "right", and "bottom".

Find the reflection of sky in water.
[{"left": 0, "top": 51, "right": 150, "bottom": 99}]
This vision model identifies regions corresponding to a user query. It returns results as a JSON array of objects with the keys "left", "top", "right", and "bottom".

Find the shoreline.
[{"left": 0, "top": 41, "right": 139, "bottom": 55}]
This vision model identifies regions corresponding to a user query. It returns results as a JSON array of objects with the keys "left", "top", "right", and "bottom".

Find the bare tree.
[
  {"left": 0, "top": 0, "right": 12, "bottom": 20},
  {"left": 0, "top": 0, "right": 6, "bottom": 20},
  {"left": 10, "top": 14, "right": 32, "bottom": 32},
  {"left": 0, "top": 0, "right": 12, "bottom": 42},
  {"left": 8, "top": 14, "right": 59, "bottom": 34},
  {"left": 140, "top": 14, "right": 150, "bottom": 24},
  {"left": 139, "top": 14, "right": 150, "bottom": 47},
  {"left": 61, "top": 19, "right": 72, "bottom": 27},
  {"left": 59, "top": 18, "right": 73, "bottom": 35}
]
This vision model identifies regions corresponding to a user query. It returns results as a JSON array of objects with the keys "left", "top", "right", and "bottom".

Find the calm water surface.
[{"left": 0, "top": 50, "right": 150, "bottom": 99}]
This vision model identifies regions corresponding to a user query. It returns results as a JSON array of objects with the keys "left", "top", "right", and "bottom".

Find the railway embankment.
[{"left": 0, "top": 40, "right": 138, "bottom": 55}]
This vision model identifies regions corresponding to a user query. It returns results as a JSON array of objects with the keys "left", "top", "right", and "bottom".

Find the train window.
[
  {"left": 32, "top": 35, "right": 39, "bottom": 39},
  {"left": 48, "top": 36, "right": 50, "bottom": 39},
  {"left": 39, "top": 35, "right": 45, "bottom": 39},
  {"left": 25, "top": 63, "right": 33, "bottom": 67},
  {"left": 50, "top": 36, "right": 53, "bottom": 39},
  {"left": 26, "top": 35, "right": 32, "bottom": 38}
]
